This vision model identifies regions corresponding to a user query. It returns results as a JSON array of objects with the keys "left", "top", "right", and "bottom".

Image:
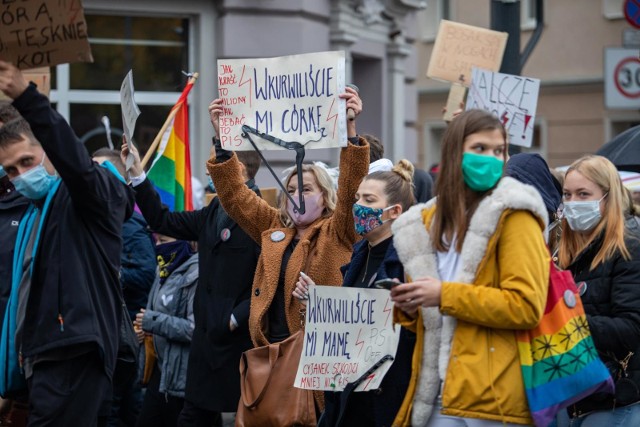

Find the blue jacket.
[
  {"left": 120, "top": 212, "right": 156, "bottom": 320},
  {"left": 323, "top": 239, "right": 415, "bottom": 427}
]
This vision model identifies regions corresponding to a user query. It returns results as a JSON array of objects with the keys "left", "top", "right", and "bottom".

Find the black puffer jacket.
[{"left": 569, "top": 217, "right": 640, "bottom": 415}]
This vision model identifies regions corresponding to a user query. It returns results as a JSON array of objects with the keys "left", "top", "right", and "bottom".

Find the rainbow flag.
[
  {"left": 147, "top": 79, "right": 195, "bottom": 211},
  {"left": 516, "top": 262, "right": 613, "bottom": 427}
]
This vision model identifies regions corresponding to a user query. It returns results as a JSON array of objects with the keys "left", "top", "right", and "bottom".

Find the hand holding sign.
[
  {"left": 0, "top": 61, "right": 29, "bottom": 100},
  {"left": 120, "top": 70, "right": 141, "bottom": 170}
]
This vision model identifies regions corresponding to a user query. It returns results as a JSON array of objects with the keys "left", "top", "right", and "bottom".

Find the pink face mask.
[{"left": 287, "top": 192, "right": 324, "bottom": 227}]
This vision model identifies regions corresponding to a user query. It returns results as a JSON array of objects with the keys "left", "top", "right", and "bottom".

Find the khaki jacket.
[
  {"left": 207, "top": 141, "right": 369, "bottom": 347},
  {"left": 392, "top": 177, "right": 550, "bottom": 426}
]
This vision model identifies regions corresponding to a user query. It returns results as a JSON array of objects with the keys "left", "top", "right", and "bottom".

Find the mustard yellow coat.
[{"left": 392, "top": 177, "right": 550, "bottom": 426}]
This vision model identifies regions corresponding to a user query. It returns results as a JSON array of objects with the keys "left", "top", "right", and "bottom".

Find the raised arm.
[
  {"left": 330, "top": 86, "right": 369, "bottom": 245},
  {"left": 123, "top": 141, "right": 206, "bottom": 241},
  {"left": 0, "top": 61, "right": 131, "bottom": 219},
  {"left": 206, "top": 98, "right": 279, "bottom": 243}
]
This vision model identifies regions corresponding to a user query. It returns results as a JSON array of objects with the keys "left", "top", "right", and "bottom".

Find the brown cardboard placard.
[
  {"left": 0, "top": 0, "right": 93, "bottom": 69},
  {"left": 427, "top": 20, "right": 508, "bottom": 86}
]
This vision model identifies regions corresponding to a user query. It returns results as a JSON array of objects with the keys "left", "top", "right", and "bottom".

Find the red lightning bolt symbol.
[
  {"left": 69, "top": 0, "right": 82, "bottom": 23},
  {"left": 383, "top": 298, "right": 392, "bottom": 327},
  {"left": 238, "top": 65, "right": 252, "bottom": 108},
  {"left": 325, "top": 98, "right": 338, "bottom": 139},
  {"left": 362, "top": 374, "right": 376, "bottom": 391},
  {"left": 355, "top": 328, "right": 365, "bottom": 358}
]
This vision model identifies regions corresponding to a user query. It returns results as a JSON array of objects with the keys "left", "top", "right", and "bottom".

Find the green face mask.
[{"left": 461, "top": 152, "right": 504, "bottom": 192}]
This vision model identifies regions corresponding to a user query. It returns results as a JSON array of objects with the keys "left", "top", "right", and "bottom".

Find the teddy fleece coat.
[
  {"left": 207, "top": 140, "right": 369, "bottom": 347},
  {"left": 392, "top": 177, "right": 550, "bottom": 426}
]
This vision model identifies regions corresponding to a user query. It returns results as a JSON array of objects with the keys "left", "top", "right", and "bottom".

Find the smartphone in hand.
[{"left": 373, "top": 278, "right": 399, "bottom": 290}]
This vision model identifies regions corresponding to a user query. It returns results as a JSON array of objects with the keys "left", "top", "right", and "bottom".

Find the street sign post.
[{"left": 605, "top": 47, "right": 640, "bottom": 109}]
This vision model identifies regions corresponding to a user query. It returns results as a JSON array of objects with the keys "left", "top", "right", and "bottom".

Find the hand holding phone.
[{"left": 374, "top": 278, "right": 399, "bottom": 290}]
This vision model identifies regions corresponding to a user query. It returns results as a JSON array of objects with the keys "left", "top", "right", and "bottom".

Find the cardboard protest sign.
[
  {"left": 294, "top": 286, "right": 400, "bottom": 392},
  {"left": 216, "top": 51, "right": 347, "bottom": 151},
  {"left": 120, "top": 70, "right": 141, "bottom": 169},
  {"left": 427, "top": 20, "right": 507, "bottom": 86},
  {"left": 0, "top": 0, "right": 93, "bottom": 69},
  {"left": 0, "top": 67, "right": 50, "bottom": 101},
  {"left": 466, "top": 67, "right": 540, "bottom": 147}
]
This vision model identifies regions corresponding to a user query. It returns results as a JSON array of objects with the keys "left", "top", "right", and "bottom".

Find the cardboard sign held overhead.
[
  {"left": 216, "top": 51, "right": 347, "bottom": 151},
  {"left": 427, "top": 20, "right": 508, "bottom": 86},
  {"left": 466, "top": 67, "right": 541, "bottom": 148},
  {"left": 0, "top": 0, "right": 93, "bottom": 69}
]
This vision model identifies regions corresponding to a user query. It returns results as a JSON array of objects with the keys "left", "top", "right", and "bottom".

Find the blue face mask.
[
  {"left": 0, "top": 165, "right": 6, "bottom": 179},
  {"left": 207, "top": 176, "right": 216, "bottom": 192},
  {"left": 11, "top": 153, "right": 58, "bottom": 200}
]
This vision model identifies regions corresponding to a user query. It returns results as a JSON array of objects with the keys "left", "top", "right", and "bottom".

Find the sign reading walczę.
[
  {"left": 216, "top": 51, "right": 347, "bottom": 151},
  {"left": 294, "top": 286, "right": 400, "bottom": 392},
  {"left": 466, "top": 67, "right": 540, "bottom": 147},
  {"left": 0, "top": 0, "right": 93, "bottom": 69}
]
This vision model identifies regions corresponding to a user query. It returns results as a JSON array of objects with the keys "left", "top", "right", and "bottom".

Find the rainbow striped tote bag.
[{"left": 516, "top": 260, "right": 614, "bottom": 427}]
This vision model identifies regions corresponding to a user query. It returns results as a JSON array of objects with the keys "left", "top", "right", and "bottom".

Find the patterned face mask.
[{"left": 352, "top": 203, "right": 395, "bottom": 236}]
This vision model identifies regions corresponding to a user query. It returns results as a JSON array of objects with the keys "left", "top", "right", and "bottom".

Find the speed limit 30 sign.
[{"left": 606, "top": 47, "right": 640, "bottom": 109}]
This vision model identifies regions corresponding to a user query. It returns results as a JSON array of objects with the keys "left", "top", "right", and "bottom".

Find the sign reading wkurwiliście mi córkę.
[
  {"left": 294, "top": 286, "right": 400, "bottom": 392},
  {"left": 0, "top": 0, "right": 93, "bottom": 69},
  {"left": 216, "top": 51, "right": 347, "bottom": 151}
]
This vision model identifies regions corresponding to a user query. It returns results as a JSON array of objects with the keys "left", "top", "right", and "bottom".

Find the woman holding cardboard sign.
[
  {"left": 390, "top": 109, "right": 550, "bottom": 426},
  {"left": 294, "top": 159, "right": 416, "bottom": 427},
  {"left": 206, "top": 85, "right": 368, "bottom": 424}
]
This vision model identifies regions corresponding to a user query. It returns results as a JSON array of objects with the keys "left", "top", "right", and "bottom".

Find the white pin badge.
[
  {"left": 220, "top": 228, "right": 231, "bottom": 242},
  {"left": 563, "top": 289, "right": 577, "bottom": 308},
  {"left": 270, "top": 231, "right": 285, "bottom": 242}
]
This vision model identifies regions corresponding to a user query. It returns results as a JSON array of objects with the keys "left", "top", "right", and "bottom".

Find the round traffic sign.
[
  {"left": 625, "top": 0, "right": 640, "bottom": 29},
  {"left": 614, "top": 57, "right": 640, "bottom": 98}
]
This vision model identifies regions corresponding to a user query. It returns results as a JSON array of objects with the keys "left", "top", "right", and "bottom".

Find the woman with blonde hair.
[
  {"left": 206, "top": 88, "right": 368, "bottom": 422},
  {"left": 296, "top": 159, "right": 417, "bottom": 426},
  {"left": 390, "top": 109, "right": 550, "bottom": 426},
  {"left": 556, "top": 155, "right": 640, "bottom": 427}
]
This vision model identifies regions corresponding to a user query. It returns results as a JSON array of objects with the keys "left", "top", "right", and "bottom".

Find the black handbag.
[{"left": 114, "top": 301, "right": 140, "bottom": 386}]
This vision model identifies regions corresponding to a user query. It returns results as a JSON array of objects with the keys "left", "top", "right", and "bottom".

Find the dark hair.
[
  {"left": 92, "top": 147, "right": 126, "bottom": 178},
  {"left": 0, "top": 118, "right": 38, "bottom": 149},
  {"left": 0, "top": 103, "right": 20, "bottom": 125},
  {"left": 236, "top": 150, "right": 261, "bottom": 180},
  {"left": 363, "top": 134, "right": 384, "bottom": 163},
  {"left": 365, "top": 159, "right": 415, "bottom": 211},
  {"left": 432, "top": 109, "right": 507, "bottom": 252}
]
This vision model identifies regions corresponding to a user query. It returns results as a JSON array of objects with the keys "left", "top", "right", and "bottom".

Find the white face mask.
[{"left": 562, "top": 194, "right": 607, "bottom": 232}]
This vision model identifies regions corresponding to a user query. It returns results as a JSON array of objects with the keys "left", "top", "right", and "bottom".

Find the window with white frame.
[
  {"left": 417, "top": 0, "right": 450, "bottom": 41},
  {"left": 51, "top": 14, "right": 190, "bottom": 156},
  {"left": 521, "top": 0, "right": 537, "bottom": 30},
  {"left": 603, "top": 0, "right": 624, "bottom": 19}
]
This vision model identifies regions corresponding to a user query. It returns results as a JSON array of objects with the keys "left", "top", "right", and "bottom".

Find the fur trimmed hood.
[{"left": 391, "top": 177, "right": 547, "bottom": 425}]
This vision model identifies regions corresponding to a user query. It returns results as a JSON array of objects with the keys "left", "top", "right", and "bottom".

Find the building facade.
[
  {"left": 416, "top": 0, "right": 640, "bottom": 169},
  {"left": 51, "top": 0, "right": 425, "bottom": 188}
]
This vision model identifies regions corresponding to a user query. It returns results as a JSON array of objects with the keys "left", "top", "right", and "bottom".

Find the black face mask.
[{"left": 155, "top": 240, "right": 192, "bottom": 282}]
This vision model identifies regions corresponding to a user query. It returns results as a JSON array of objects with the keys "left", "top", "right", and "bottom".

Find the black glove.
[
  {"left": 348, "top": 135, "right": 361, "bottom": 146},
  {"left": 212, "top": 137, "right": 232, "bottom": 163}
]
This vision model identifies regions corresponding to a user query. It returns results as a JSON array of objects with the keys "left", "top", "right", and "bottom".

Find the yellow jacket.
[{"left": 391, "top": 177, "right": 550, "bottom": 426}]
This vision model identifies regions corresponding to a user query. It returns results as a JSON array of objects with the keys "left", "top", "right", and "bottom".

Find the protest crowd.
[{"left": 1, "top": 15, "right": 640, "bottom": 427}]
